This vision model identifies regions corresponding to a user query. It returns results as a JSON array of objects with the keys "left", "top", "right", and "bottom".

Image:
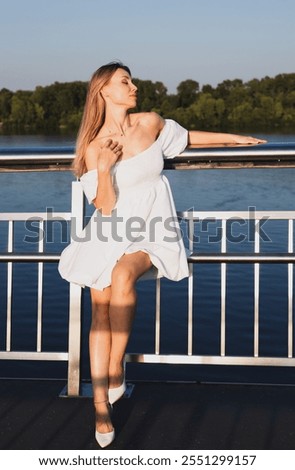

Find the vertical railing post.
[
  {"left": 155, "top": 278, "right": 161, "bottom": 354},
  {"left": 288, "top": 219, "right": 293, "bottom": 358},
  {"left": 187, "top": 215, "right": 194, "bottom": 355},
  {"left": 254, "top": 218, "right": 260, "bottom": 358},
  {"left": 36, "top": 220, "right": 44, "bottom": 352},
  {"left": 220, "top": 219, "right": 227, "bottom": 357},
  {"left": 6, "top": 220, "right": 13, "bottom": 352},
  {"left": 67, "top": 181, "right": 84, "bottom": 396}
]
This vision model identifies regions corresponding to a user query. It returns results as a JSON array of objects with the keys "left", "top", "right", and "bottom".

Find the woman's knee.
[
  {"left": 111, "top": 263, "right": 135, "bottom": 293},
  {"left": 111, "top": 252, "right": 152, "bottom": 295}
]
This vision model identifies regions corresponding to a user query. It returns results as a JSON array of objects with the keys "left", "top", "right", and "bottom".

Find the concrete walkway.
[{"left": 0, "top": 379, "right": 295, "bottom": 450}]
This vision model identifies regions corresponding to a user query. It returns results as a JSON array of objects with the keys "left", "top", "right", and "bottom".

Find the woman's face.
[{"left": 102, "top": 68, "right": 138, "bottom": 109}]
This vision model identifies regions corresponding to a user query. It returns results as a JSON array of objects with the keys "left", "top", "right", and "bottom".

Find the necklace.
[
  {"left": 107, "top": 117, "right": 130, "bottom": 137},
  {"left": 107, "top": 127, "right": 126, "bottom": 137},
  {"left": 108, "top": 128, "right": 125, "bottom": 137}
]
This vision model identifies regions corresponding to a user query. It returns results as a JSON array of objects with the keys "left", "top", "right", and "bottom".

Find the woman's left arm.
[{"left": 188, "top": 130, "right": 266, "bottom": 146}]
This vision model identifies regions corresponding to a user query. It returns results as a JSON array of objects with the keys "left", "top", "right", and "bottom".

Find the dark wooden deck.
[{"left": 1, "top": 378, "right": 295, "bottom": 450}]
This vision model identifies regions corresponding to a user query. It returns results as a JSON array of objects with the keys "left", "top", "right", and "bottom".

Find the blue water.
[{"left": 1, "top": 134, "right": 295, "bottom": 384}]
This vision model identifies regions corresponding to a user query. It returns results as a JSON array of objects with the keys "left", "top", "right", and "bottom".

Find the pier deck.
[{"left": 1, "top": 379, "right": 295, "bottom": 450}]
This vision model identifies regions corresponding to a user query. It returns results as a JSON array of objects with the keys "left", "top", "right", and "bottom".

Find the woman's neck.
[{"left": 103, "top": 108, "right": 130, "bottom": 137}]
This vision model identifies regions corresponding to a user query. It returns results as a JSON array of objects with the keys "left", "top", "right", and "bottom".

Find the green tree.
[
  {"left": 228, "top": 102, "right": 253, "bottom": 129},
  {"left": 215, "top": 79, "right": 244, "bottom": 100},
  {"left": 133, "top": 79, "right": 167, "bottom": 112},
  {"left": 10, "top": 91, "right": 37, "bottom": 129},
  {"left": 0, "top": 88, "right": 13, "bottom": 119},
  {"left": 177, "top": 79, "right": 199, "bottom": 107},
  {"left": 191, "top": 93, "right": 225, "bottom": 130},
  {"left": 1, "top": 72, "right": 295, "bottom": 134}
]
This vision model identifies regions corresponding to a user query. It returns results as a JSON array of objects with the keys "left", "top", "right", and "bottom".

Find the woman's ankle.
[
  {"left": 108, "top": 362, "right": 125, "bottom": 389},
  {"left": 94, "top": 401, "right": 113, "bottom": 433}
]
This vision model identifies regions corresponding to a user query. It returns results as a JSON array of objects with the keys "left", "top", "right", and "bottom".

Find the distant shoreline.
[{"left": 1, "top": 73, "right": 295, "bottom": 135}]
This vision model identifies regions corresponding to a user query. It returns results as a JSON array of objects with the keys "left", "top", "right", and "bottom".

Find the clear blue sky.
[{"left": 1, "top": 0, "right": 294, "bottom": 92}]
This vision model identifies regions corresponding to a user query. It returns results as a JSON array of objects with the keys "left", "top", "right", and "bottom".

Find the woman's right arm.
[{"left": 85, "top": 139, "right": 122, "bottom": 215}]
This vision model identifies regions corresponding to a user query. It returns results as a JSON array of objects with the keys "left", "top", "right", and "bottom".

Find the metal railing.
[
  {"left": 1, "top": 144, "right": 295, "bottom": 395},
  {"left": 1, "top": 141, "right": 295, "bottom": 171},
  {"left": 0, "top": 185, "right": 84, "bottom": 395}
]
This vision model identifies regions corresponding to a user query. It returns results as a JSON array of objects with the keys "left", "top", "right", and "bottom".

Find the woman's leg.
[
  {"left": 89, "top": 286, "right": 113, "bottom": 434},
  {"left": 90, "top": 251, "right": 152, "bottom": 435},
  {"left": 108, "top": 251, "right": 152, "bottom": 389}
]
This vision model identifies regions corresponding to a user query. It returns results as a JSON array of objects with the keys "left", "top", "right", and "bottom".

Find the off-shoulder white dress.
[{"left": 58, "top": 119, "right": 189, "bottom": 291}]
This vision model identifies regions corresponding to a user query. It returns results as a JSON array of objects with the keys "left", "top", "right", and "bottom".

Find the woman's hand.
[
  {"left": 97, "top": 139, "right": 123, "bottom": 173},
  {"left": 231, "top": 135, "right": 267, "bottom": 145}
]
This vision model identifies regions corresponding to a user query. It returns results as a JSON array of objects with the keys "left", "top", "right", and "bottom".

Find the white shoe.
[
  {"left": 94, "top": 400, "right": 115, "bottom": 448},
  {"left": 95, "top": 429, "right": 115, "bottom": 448},
  {"left": 108, "top": 380, "right": 126, "bottom": 405}
]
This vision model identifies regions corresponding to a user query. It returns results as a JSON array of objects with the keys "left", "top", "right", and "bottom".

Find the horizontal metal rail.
[
  {"left": 0, "top": 212, "right": 71, "bottom": 221},
  {"left": 0, "top": 351, "right": 68, "bottom": 360},
  {"left": 180, "top": 210, "right": 295, "bottom": 220},
  {"left": 126, "top": 354, "right": 295, "bottom": 367},
  {"left": 188, "top": 253, "right": 295, "bottom": 263},
  {"left": 0, "top": 254, "right": 60, "bottom": 262},
  {"left": 1, "top": 253, "right": 294, "bottom": 263},
  {"left": 1, "top": 143, "right": 295, "bottom": 171}
]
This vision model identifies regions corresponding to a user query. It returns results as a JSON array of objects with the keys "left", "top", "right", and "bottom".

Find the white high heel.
[
  {"left": 94, "top": 400, "right": 115, "bottom": 448},
  {"left": 108, "top": 361, "right": 126, "bottom": 405},
  {"left": 95, "top": 429, "right": 115, "bottom": 448},
  {"left": 108, "top": 380, "right": 126, "bottom": 405}
]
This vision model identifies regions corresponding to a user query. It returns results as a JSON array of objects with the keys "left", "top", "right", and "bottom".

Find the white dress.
[{"left": 58, "top": 119, "right": 189, "bottom": 291}]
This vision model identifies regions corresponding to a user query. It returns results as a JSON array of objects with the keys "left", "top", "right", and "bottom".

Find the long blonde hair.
[{"left": 73, "top": 62, "right": 131, "bottom": 177}]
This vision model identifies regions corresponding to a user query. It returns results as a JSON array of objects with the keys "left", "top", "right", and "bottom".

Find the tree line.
[{"left": 0, "top": 73, "right": 294, "bottom": 134}]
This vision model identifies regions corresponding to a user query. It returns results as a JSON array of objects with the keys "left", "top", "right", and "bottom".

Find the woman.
[{"left": 58, "top": 62, "right": 265, "bottom": 447}]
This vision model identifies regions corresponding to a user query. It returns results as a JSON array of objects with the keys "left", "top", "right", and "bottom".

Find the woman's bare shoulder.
[{"left": 131, "top": 112, "right": 165, "bottom": 134}]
